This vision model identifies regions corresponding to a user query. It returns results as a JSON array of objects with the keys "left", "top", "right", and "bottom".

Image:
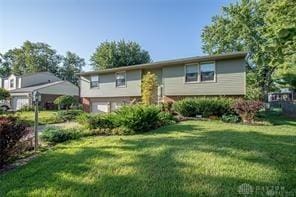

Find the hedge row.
[{"left": 173, "top": 97, "right": 234, "bottom": 117}]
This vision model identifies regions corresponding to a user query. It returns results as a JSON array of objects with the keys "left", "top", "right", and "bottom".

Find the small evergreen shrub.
[
  {"left": 76, "top": 105, "right": 177, "bottom": 135},
  {"left": 56, "top": 110, "right": 83, "bottom": 122},
  {"left": 173, "top": 97, "right": 234, "bottom": 117},
  {"left": 41, "top": 127, "right": 82, "bottom": 143},
  {"left": 221, "top": 114, "right": 240, "bottom": 123},
  {"left": 115, "top": 105, "right": 161, "bottom": 132},
  {"left": 86, "top": 113, "right": 117, "bottom": 130},
  {"left": 158, "top": 112, "right": 177, "bottom": 126}
]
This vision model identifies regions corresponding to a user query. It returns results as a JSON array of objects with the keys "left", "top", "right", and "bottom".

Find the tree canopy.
[
  {"left": 0, "top": 41, "right": 85, "bottom": 86},
  {"left": 1, "top": 41, "right": 62, "bottom": 76},
  {"left": 59, "top": 51, "right": 85, "bottom": 85},
  {"left": 90, "top": 40, "right": 151, "bottom": 70},
  {"left": 201, "top": 0, "right": 296, "bottom": 99}
]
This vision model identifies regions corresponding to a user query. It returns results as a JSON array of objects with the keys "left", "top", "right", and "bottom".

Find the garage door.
[
  {"left": 111, "top": 102, "right": 124, "bottom": 112},
  {"left": 12, "top": 96, "right": 29, "bottom": 111},
  {"left": 91, "top": 102, "right": 109, "bottom": 113}
]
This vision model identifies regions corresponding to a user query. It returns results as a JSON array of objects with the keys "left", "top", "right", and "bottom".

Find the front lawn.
[
  {"left": 1, "top": 115, "right": 295, "bottom": 196},
  {"left": 16, "top": 111, "right": 61, "bottom": 125}
]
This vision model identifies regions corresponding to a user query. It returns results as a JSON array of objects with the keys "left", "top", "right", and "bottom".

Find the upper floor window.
[
  {"left": 10, "top": 79, "right": 14, "bottom": 88},
  {"left": 185, "top": 64, "right": 198, "bottom": 82},
  {"left": 116, "top": 72, "right": 126, "bottom": 87},
  {"left": 90, "top": 75, "right": 99, "bottom": 88},
  {"left": 200, "top": 63, "right": 215, "bottom": 82}
]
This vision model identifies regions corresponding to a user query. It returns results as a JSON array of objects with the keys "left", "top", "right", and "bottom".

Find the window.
[
  {"left": 90, "top": 75, "right": 99, "bottom": 88},
  {"left": 185, "top": 64, "right": 198, "bottom": 82},
  {"left": 116, "top": 72, "right": 126, "bottom": 87},
  {"left": 10, "top": 79, "right": 14, "bottom": 88},
  {"left": 200, "top": 63, "right": 215, "bottom": 82}
]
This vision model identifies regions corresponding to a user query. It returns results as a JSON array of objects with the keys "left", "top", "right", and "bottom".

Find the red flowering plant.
[
  {"left": 231, "top": 99, "right": 263, "bottom": 124},
  {"left": 0, "top": 116, "right": 30, "bottom": 167}
]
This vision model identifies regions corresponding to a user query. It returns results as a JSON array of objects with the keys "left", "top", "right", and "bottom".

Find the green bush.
[
  {"left": 221, "top": 114, "right": 240, "bottom": 123},
  {"left": 0, "top": 116, "right": 29, "bottom": 167},
  {"left": 41, "top": 127, "right": 82, "bottom": 143},
  {"left": 115, "top": 105, "right": 161, "bottom": 132},
  {"left": 77, "top": 105, "right": 177, "bottom": 134},
  {"left": 56, "top": 110, "right": 83, "bottom": 122},
  {"left": 173, "top": 97, "right": 234, "bottom": 117},
  {"left": 76, "top": 113, "right": 91, "bottom": 125},
  {"left": 158, "top": 112, "right": 177, "bottom": 126},
  {"left": 86, "top": 113, "right": 117, "bottom": 130}
]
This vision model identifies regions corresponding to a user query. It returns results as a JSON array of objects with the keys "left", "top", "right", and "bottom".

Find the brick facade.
[{"left": 82, "top": 97, "right": 90, "bottom": 112}]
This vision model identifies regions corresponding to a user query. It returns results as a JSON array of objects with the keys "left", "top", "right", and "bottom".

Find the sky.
[{"left": 0, "top": 0, "right": 234, "bottom": 71}]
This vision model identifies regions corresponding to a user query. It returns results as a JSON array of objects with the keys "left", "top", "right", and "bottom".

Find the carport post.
[{"left": 33, "top": 91, "right": 41, "bottom": 151}]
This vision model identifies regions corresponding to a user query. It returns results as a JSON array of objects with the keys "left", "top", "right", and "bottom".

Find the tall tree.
[
  {"left": 0, "top": 53, "right": 11, "bottom": 77},
  {"left": 1, "top": 41, "right": 62, "bottom": 76},
  {"left": 59, "top": 51, "right": 85, "bottom": 85},
  {"left": 201, "top": 0, "right": 296, "bottom": 99},
  {"left": 90, "top": 40, "right": 151, "bottom": 70}
]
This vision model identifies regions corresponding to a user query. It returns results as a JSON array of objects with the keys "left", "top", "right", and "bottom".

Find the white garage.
[
  {"left": 12, "top": 96, "right": 30, "bottom": 110},
  {"left": 91, "top": 102, "right": 110, "bottom": 113}
]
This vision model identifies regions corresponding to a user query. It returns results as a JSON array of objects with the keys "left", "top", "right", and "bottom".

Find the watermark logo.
[
  {"left": 238, "top": 183, "right": 254, "bottom": 195},
  {"left": 238, "top": 184, "right": 295, "bottom": 196}
]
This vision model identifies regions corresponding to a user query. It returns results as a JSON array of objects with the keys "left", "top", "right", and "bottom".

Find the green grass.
[
  {"left": 16, "top": 111, "right": 62, "bottom": 125},
  {"left": 1, "top": 114, "right": 295, "bottom": 196}
]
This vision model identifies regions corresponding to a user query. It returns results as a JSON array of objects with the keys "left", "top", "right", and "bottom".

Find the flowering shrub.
[
  {"left": 0, "top": 116, "right": 30, "bottom": 167},
  {"left": 231, "top": 99, "right": 263, "bottom": 123}
]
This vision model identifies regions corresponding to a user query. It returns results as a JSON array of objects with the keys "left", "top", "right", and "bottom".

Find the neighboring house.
[
  {"left": 0, "top": 72, "right": 79, "bottom": 110},
  {"left": 268, "top": 88, "right": 295, "bottom": 102},
  {"left": 78, "top": 52, "right": 247, "bottom": 113}
]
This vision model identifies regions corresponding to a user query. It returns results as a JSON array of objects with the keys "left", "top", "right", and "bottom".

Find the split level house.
[
  {"left": 0, "top": 72, "right": 79, "bottom": 111},
  {"left": 78, "top": 52, "right": 247, "bottom": 113}
]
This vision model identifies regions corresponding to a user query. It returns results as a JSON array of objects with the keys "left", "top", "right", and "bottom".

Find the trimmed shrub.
[
  {"left": 221, "top": 114, "right": 240, "bottom": 123},
  {"left": 232, "top": 99, "right": 264, "bottom": 123},
  {"left": 158, "top": 112, "right": 177, "bottom": 126},
  {"left": 173, "top": 97, "right": 234, "bottom": 117},
  {"left": 41, "top": 127, "right": 82, "bottom": 143},
  {"left": 0, "top": 116, "right": 29, "bottom": 167},
  {"left": 86, "top": 113, "right": 117, "bottom": 130},
  {"left": 77, "top": 105, "right": 177, "bottom": 135},
  {"left": 56, "top": 110, "right": 83, "bottom": 122},
  {"left": 115, "top": 105, "right": 161, "bottom": 132}
]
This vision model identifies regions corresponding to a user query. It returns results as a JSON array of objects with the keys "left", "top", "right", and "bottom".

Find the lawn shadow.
[
  {"left": 258, "top": 110, "right": 296, "bottom": 126},
  {"left": 1, "top": 121, "right": 296, "bottom": 196}
]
